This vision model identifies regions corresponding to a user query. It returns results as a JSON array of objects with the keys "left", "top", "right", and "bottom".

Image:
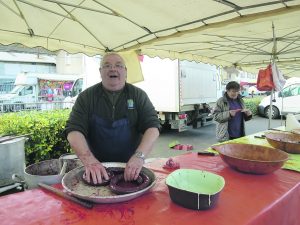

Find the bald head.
[
  {"left": 100, "top": 52, "right": 126, "bottom": 68},
  {"left": 99, "top": 52, "right": 127, "bottom": 91}
]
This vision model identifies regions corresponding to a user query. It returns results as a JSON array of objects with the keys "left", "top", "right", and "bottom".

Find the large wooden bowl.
[
  {"left": 265, "top": 132, "right": 300, "bottom": 154},
  {"left": 212, "top": 143, "right": 288, "bottom": 174}
]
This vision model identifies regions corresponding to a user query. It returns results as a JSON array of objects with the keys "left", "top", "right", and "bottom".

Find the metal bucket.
[
  {"left": 0, "top": 137, "right": 26, "bottom": 181},
  {"left": 24, "top": 158, "right": 82, "bottom": 189}
]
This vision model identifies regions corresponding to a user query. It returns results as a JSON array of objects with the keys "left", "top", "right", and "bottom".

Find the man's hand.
[
  {"left": 67, "top": 131, "right": 109, "bottom": 184},
  {"left": 123, "top": 128, "right": 159, "bottom": 181},
  {"left": 83, "top": 162, "right": 109, "bottom": 185},
  {"left": 124, "top": 156, "right": 144, "bottom": 181}
]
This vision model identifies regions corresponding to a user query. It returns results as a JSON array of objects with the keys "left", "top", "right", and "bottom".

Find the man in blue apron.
[{"left": 65, "top": 53, "right": 160, "bottom": 185}]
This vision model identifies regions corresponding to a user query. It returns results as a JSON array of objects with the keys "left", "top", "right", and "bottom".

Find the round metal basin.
[
  {"left": 62, "top": 162, "right": 156, "bottom": 204},
  {"left": 24, "top": 159, "right": 82, "bottom": 189}
]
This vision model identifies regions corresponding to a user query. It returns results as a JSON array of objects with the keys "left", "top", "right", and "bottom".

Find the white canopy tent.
[{"left": 0, "top": 0, "right": 300, "bottom": 77}]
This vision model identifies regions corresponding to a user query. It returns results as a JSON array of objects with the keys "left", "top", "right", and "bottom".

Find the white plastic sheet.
[{"left": 271, "top": 63, "right": 286, "bottom": 92}]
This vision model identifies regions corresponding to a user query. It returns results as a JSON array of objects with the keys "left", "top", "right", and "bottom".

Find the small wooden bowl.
[{"left": 265, "top": 132, "right": 300, "bottom": 154}]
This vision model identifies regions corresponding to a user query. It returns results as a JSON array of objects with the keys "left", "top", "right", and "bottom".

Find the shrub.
[
  {"left": 244, "top": 96, "right": 263, "bottom": 115},
  {"left": 0, "top": 109, "right": 72, "bottom": 165}
]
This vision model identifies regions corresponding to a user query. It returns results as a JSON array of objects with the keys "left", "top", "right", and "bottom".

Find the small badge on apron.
[{"left": 127, "top": 99, "right": 134, "bottom": 109}]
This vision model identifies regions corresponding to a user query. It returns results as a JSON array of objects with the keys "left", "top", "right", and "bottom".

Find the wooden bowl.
[
  {"left": 265, "top": 132, "right": 300, "bottom": 154},
  {"left": 166, "top": 169, "right": 225, "bottom": 210},
  {"left": 212, "top": 143, "right": 288, "bottom": 174}
]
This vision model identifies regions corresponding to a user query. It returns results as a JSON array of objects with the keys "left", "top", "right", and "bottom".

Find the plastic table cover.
[{"left": 0, "top": 152, "right": 300, "bottom": 225}]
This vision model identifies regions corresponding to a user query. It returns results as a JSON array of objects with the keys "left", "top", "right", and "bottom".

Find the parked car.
[{"left": 258, "top": 77, "right": 300, "bottom": 119}]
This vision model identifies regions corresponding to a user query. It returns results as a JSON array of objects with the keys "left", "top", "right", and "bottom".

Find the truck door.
[
  {"left": 18, "top": 85, "right": 35, "bottom": 102},
  {"left": 16, "top": 85, "right": 35, "bottom": 110},
  {"left": 70, "top": 78, "right": 83, "bottom": 97}
]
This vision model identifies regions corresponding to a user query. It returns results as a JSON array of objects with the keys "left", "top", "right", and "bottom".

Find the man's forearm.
[
  {"left": 136, "top": 127, "right": 159, "bottom": 157},
  {"left": 67, "top": 131, "right": 99, "bottom": 165}
]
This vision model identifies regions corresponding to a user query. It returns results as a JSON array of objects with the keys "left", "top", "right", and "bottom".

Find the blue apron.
[{"left": 88, "top": 93, "right": 140, "bottom": 162}]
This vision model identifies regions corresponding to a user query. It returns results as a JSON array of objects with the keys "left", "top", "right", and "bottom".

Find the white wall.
[{"left": 55, "top": 51, "right": 85, "bottom": 74}]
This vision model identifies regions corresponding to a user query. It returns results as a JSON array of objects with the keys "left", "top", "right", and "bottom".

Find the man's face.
[
  {"left": 227, "top": 89, "right": 240, "bottom": 99},
  {"left": 100, "top": 54, "right": 127, "bottom": 91}
]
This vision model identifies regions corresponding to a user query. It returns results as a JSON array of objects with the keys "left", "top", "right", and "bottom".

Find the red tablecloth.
[{"left": 1, "top": 152, "right": 300, "bottom": 225}]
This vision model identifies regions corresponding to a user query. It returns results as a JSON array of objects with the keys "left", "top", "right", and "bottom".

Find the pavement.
[{"left": 148, "top": 115, "right": 285, "bottom": 159}]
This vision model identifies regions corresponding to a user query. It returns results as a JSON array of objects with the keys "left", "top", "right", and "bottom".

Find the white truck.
[
  {"left": 135, "top": 56, "right": 223, "bottom": 132},
  {"left": 0, "top": 72, "right": 79, "bottom": 112}
]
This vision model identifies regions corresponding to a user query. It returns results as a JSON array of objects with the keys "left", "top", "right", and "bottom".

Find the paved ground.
[{"left": 148, "top": 115, "right": 285, "bottom": 159}]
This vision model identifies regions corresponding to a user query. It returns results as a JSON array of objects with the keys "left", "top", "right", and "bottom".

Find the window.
[
  {"left": 19, "top": 86, "right": 33, "bottom": 96},
  {"left": 71, "top": 78, "right": 83, "bottom": 97},
  {"left": 282, "top": 84, "right": 300, "bottom": 97},
  {"left": 24, "top": 86, "right": 33, "bottom": 95},
  {"left": 290, "top": 85, "right": 298, "bottom": 96}
]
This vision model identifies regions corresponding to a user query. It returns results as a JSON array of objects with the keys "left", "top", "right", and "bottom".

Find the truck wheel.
[
  {"left": 160, "top": 121, "right": 171, "bottom": 133},
  {"left": 264, "top": 106, "right": 279, "bottom": 119},
  {"left": 3, "top": 105, "right": 10, "bottom": 112}
]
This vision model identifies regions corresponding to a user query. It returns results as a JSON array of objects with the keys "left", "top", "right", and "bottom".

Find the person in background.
[
  {"left": 46, "top": 86, "right": 53, "bottom": 101},
  {"left": 64, "top": 52, "right": 160, "bottom": 185},
  {"left": 213, "top": 81, "right": 252, "bottom": 142}
]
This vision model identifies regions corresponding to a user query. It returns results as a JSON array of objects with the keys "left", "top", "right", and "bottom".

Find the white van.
[{"left": 258, "top": 77, "right": 300, "bottom": 118}]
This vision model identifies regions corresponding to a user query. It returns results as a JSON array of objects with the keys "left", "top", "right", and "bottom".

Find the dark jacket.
[{"left": 64, "top": 82, "right": 160, "bottom": 148}]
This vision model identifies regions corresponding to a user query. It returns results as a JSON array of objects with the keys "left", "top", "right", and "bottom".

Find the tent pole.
[
  {"left": 268, "top": 22, "right": 277, "bottom": 129},
  {"left": 268, "top": 89, "right": 274, "bottom": 129}
]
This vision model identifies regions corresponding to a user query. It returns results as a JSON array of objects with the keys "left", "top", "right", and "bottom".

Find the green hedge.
[
  {"left": 0, "top": 110, "right": 72, "bottom": 165},
  {"left": 243, "top": 96, "right": 263, "bottom": 116}
]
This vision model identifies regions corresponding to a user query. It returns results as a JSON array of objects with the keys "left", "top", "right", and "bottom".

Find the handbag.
[{"left": 257, "top": 64, "right": 275, "bottom": 91}]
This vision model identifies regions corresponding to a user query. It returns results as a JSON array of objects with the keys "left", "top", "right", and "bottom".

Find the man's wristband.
[{"left": 134, "top": 151, "right": 146, "bottom": 162}]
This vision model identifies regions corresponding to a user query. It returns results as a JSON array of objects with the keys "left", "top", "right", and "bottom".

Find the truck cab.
[
  {"left": 69, "top": 78, "right": 84, "bottom": 98},
  {"left": 0, "top": 72, "right": 79, "bottom": 112},
  {"left": 0, "top": 84, "right": 37, "bottom": 111}
]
